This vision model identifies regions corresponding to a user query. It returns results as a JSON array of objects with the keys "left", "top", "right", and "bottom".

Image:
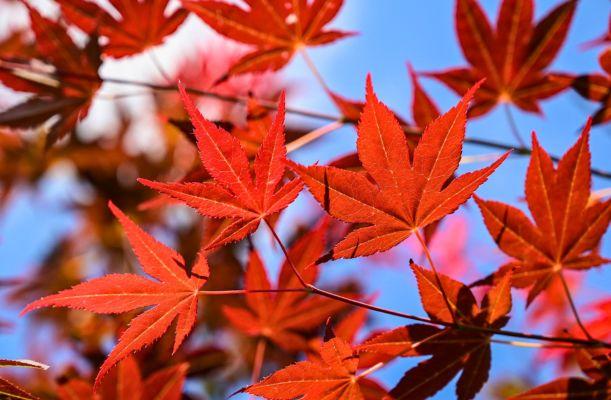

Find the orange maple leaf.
[
  {"left": 572, "top": 48, "right": 611, "bottom": 125},
  {"left": 425, "top": 0, "right": 576, "bottom": 116},
  {"left": 139, "top": 86, "right": 303, "bottom": 251},
  {"left": 182, "top": 0, "right": 353, "bottom": 79},
  {"left": 56, "top": 0, "right": 187, "bottom": 58},
  {"left": 509, "top": 349, "right": 611, "bottom": 400},
  {"left": 244, "top": 330, "right": 387, "bottom": 400},
  {"left": 57, "top": 356, "right": 187, "bottom": 400},
  {"left": 359, "top": 262, "right": 513, "bottom": 400},
  {"left": 223, "top": 223, "right": 348, "bottom": 352},
  {"left": 22, "top": 202, "right": 208, "bottom": 386},
  {"left": 0, "top": 6, "right": 101, "bottom": 147},
  {"left": 475, "top": 120, "right": 610, "bottom": 305},
  {"left": 290, "top": 75, "right": 508, "bottom": 259}
]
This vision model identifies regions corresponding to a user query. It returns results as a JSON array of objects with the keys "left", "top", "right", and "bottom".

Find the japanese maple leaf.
[
  {"left": 22, "top": 202, "right": 209, "bottom": 386},
  {"left": 243, "top": 330, "right": 388, "bottom": 400},
  {"left": 0, "top": 6, "right": 101, "bottom": 147},
  {"left": 572, "top": 48, "right": 611, "bottom": 125},
  {"left": 509, "top": 348, "right": 611, "bottom": 399},
  {"left": 425, "top": 0, "right": 576, "bottom": 117},
  {"left": 409, "top": 63, "right": 441, "bottom": 129},
  {"left": 139, "top": 85, "right": 303, "bottom": 251},
  {"left": 475, "top": 120, "right": 610, "bottom": 305},
  {"left": 0, "top": 359, "right": 47, "bottom": 400},
  {"left": 57, "top": 356, "right": 187, "bottom": 400},
  {"left": 182, "top": 0, "right": 352, "bottom": 79},
  {"left": 223, "top": 222, "right": 348, "bottom": 351},
  {"left": 289, "top": 76, "right": 508, "bottom": 259},
  {"left": 358, "top": 262, "right": 513, "bottom": 400},
  {"left": 56, "top": 0, "right": 187, "bottom": 58}
]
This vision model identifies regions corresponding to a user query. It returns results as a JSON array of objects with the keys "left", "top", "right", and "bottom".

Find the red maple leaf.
[
  {"left": 139, "top": 86, "right": 303, "bottom": 251},
  {"left": 56, "top": 0, "right": 187, "bottom": 58},
  {"left": 425, "top": 0, "right": 576, "bottom": 117},
  {"left": 290, "top": 75, "right": 508, "bottom": 259},
  {"left": 509, "top": 348, "right": 611, "bottom": 399},
  {"left": 243, "top": 329, "right": 387, "bottom": 400},
  {"left": 0, "top": 6, "right": 101, "bottom": 147},
  {"left": 0, "top": 359, "right": 47, "bottom": 400},
  {"left": 572, "top": 48, "right": 611, "bottom": 125},
  {"left": 358, "top": 262, "right": 513, "bottom": 400},
  {"left": 182, "top": 0, "right": 353, "bottom": 79},
  {"left": 57, "top": 356, "right": 187, "bottom": 400},
  {"left": 475, "top": 120, "right": 610, "bottom": 305},
  {"left": 223, "top": 222, "right": 348, "bottom": 352},
  {"left": 22, "top": 202, "right": 208, "bottom": 386}
]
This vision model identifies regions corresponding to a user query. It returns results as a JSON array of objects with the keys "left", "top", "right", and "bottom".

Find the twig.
[
  {"left": 1, "top": 60, "right": 610, "bottom": 179},
  {"left": 263, "top": 219, "right": 611, "bottom": 349},
  {"left": 489, "top": 338, "right": 576, "bottom": 349}
]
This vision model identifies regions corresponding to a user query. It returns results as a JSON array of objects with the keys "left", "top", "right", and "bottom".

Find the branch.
[
  {"left": 2, "top": 60, "right": 608, "bottom": 179},
  {"left": 263, "top": 221, "right": 611, "bottom": 349}
]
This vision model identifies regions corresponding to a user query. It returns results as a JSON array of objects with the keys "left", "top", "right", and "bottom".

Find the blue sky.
[{"left": 1, "top": 1, "right": 610, "bottom": 399}]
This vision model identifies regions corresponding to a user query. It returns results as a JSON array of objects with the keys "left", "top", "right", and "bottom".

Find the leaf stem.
[
  {"left": 503, "top": 103, "right": 526, "bottom": 148},
  {"left": 414, "top": 229, "right": 459, "bottom": 324},
  {"left": 198, "top": 288, "right": 307, "bottom": 296},
  {"left": 558, "top": 271, "right": 594, "bottom": 341},
  {"left": 251, "top": 338, "right": 267, "bottom": 385},
  {"left": 356, "top": 362, "right": 385, "bottom": 379},
  {"left": 148, "top": 49, "right": 172, "bottom": 84},
  {"left": 264, "top": 219, "right": 308, "bottom": 288},
  {"left": 286, "top": 120, "right": 344, "bottom": 153},
  {"left": 300, "top": 48, "right": 332, "bottom": 96}
]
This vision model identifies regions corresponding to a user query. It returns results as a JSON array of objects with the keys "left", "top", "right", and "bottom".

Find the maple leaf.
[
  {"left": 572, "top": 48, "right": 611, "bottom": 125},
  {"left": 223, "top": 222, "right": 348, "bottom": 352},
  {"left": 289, "top": 76, "right": 508, "bottom": 259},
  {"left": 0, "top": 6, "right": 101, "bottom": 147},
  {"left": 139, "top": 85, "right": 303, "bottom": 251},
  {"left": 58, "top": 356, "right": 188, "bottom": 400},
  {"left": 182, "top": 0, "right": 353, "bottom": 79},
  {"left": 358, "top": 262, "right": 513, "bottom": 400},
  {"left": 409, "top": 63, "right": 440, "bottom": 128},
  {"left": 243, "top": 329, "right": 387, "bottom": 400},
  {"left": 474, "top": 120, "right": 611, "bottom": 305},
  {"left": 56, "top": 0, "right": 187, "bottom": 58},
  {"left": 0, "top": 358, "right": 48, "bottom": 400},
  {"left": 22, "top": 202, "right": 209, "bottom": 386},
  {"left": 509, "top": 348, "right": 611, "bottom": 400},
  {"left": 425, "top": 0, "right": 576, "bottom": 117}
]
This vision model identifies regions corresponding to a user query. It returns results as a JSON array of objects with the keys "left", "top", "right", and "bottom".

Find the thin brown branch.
[
  {"left": 263, "top": 218, "right": 611, "bottom": 349},
  {"left": 1, "top": 60, "right": 609, "bottom": 179}
]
